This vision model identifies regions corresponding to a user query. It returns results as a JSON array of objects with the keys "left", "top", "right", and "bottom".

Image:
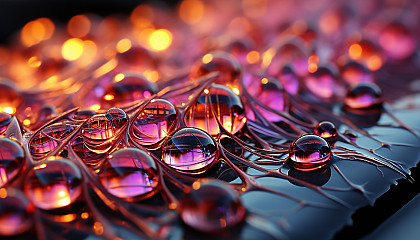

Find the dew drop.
[
  {"left": 180, "top": 179, "right": 246, "bottom": 232},
  {"left": 344, "top": 82, "right": 383, "bottom": 109},
  {"left": 105, "top": 107, "right": 128, "bottom": 129},
  {"left": 266, "top": 41, "right": 308, "bottom": 77},
  {"left": 304, "top": 65, "right": 344, "bottom": 101},
  {"left": 99, "top": 148, "right": 159, "bottom": 200},
  {"left": 288, "top": 134, "right": 332, "bottom": 171},
  {"left": 190, "top": 51, "right": 242, "bottom": 90},
  {"left": 315, "top": 121, "right": 338, "bottom": 139},
  {"left": 0, "top": 113, "right": 12, "bottom": 134},
  {"left": 161, "top": 128, "right": 218, "bottom": 174},
  {"left": 0, "top": 188, "right": 33, "bottom": 236},
  {"left": 185, "top": 84, "right": 246, "bottom": 136},
  {"left": 24, "top": 158, "right": 83, "bottom": 210},
  {"left": 340, "top": 60, "right": 374, "bottom": 86},
  {"left": 132, "top": 99, "right": 177, "bottom": 146},
  {"left": 0, "top": 138, "right": 25, "bottom": 187}
]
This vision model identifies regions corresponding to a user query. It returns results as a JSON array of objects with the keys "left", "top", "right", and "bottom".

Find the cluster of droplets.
[{"left": 0, "top": 0, "right": 419, "bottom": 239}]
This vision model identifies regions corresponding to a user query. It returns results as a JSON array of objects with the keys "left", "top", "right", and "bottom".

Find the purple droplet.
[
  {"left": 344, "top": 82, "right": 383, "bottom": 109},
  {"left": 0, "top": 188, "right": 33, "bottom": 236},
  {"left": 0, "top": 138, "right": 25, "bottom": 187},
  {"left": 314, "top": 121, "right": 338, "bottom": 139}
]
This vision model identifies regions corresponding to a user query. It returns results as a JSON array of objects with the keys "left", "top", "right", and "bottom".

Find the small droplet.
[
  {"left": 99, "top": 148, "right": 159, "bottom": 200},
  {"left": 344, "top": 82, "right": 383, "bottom": 109},
  {"left": 24, "top": 158, "right": 83, "bottom": 210},
  {"left": 180, "top": 179, "right": 246, "bottom": 232},
  {"left": 190, "top": 51, "right": 242, "bottom": 90},
  {"left": 288, "top": 134, "right": 332, "bottom": 171},
  {"left": 0, "top": 188, "right": 33, "bottom": 236},
  {"left": 0, "top": 112, "right": 12, "bottom": 134},
  {"left": 105, "top": 108, "right": 128, "bottom": 129},
  {"left": 132, "top": 99, "right": 177, "bottom": 146},
  {"left": 29, "top": 123, "right": 75, "bottom": 158},
  {"left": 161, "top": 128, "right": 218, "bottom": 174},
  {"left": 0, "top": 138, "right": 25, "bottom": 187},
  {"left": 185, "top": 84, "right": 246, "bottom": 136},
  {"left": 315, "top": 121, "right": 338, "bottom": 139}
]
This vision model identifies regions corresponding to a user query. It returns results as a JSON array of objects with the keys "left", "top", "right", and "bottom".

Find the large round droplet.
[
  {"left": 266, "top": 41, "right": 308, "bottom": 77},
  {"left": 81, "top": 114, "right": 116, "bottom": 141},
  {"left": 0, "top": 112, "right": 12, "bottom": 134},
  {"left": 185, "top": 84, "right": 246, "bottom": 136},
  {"left": 340, "top": 61, "right": 374, "bottom": 86},
  {"left": 379, "top": 22, "right": 416, "bottom": 60},
  {"left": 0, "top": 188, "right": 33, "bottom": 236},
  {"left": 0, "top": 138, "right": 25, "bottom": 187},
  {"left": 288, "top": 134, "right": 332, "bottom": 171},
  {"left": 304, "top": 66, "right": 344, "bottom": 101},
  {"left": 344, "top": 82, "right": 383, "bottom": 109},
  {"left": 100, "top": 72, "right": 158, "bottom": 109},
  {"left": 190, "top": 51, "right": 242, "bottom": 90},
  {"left": 99, "top": 148, "right": 159, "bottom": 200},
  {"left": 132, "top": 99, "right": 177, "bottom": 146},
  {"left": 161, "top": 128, "right": 218, "bottom": 174},
  {"left": 180, "top": 179, "right": 246, "bottom": 232},
  {"left": 106, "top": 108, "right": 128, "bottom": 129},
  {"left": 24, "top": 158, "right": 83, "bottom": 210},
  {"left": 29, "top": 123, "right": 75, "bottom": 158},
  {"left": 314, "top": 121, "right": 337, "bottom": 139}
]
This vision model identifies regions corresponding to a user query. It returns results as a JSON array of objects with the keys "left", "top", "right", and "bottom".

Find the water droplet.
[
  {"left": 99, "top": 148, "right": 158, "bottom": 200},
  {"left": 29, "top": 123, "right": 75, "bottom": 158},
  {"left": 304, "top": 65, "right": 344, "bottom": 101},
  {"left": 161, "top": 128, "right": 218, "bottom": 174},
  {"left": 185, "top": 84, "right": 246, "bottom": 136},
  {"left": 340, "top": 61, "right": 374, "bottom": 85},
  {"left": 347, "top": 40, "right": 384, "bottom": 71},
  {"left": 81, "top": 114, "right": 116, "bottom": 141},
  {"left": 0, "top": 138, "right": 25, "bottom": 187},
  {"left": 379, "top": 22, "right": 416, "bottom": 60},
  {"left": 0, "top": 79, "right": 23, "bottom": 113},
  {"left": 0, "top": 113, "right": 12, "bottom": 134},
  {"left": 71, "top": 137, "right": 105, "bottom": 165},
  {"left": 0, "top": 188, "right": 33, "bottom": 236},
  {"left": 288, "top": 134, "right": 332, "bottom": 171},
  {"left": 190, "top": 51, "right": 242, "bottom": 90},
  {"left": 24, "top": 158, "right": 82, "bottom": 210},
  {"left": 180, "top": 179, "right": 246, "bottom": 232},
  {"left": 106, "top": 108, "right": 128, "bottom": 129},
  {"left": 100, "top": 72, "right": 158, "bottom": 109},
  {"left": 344, "top": 82, "right": 383, "bottom": 109},
  {"left": 132, "top": 99, "right": 177, "bottom": 146},
  {"left": 315, "top": 121, "right": 338, "bottom": 139},
  {"left": 266, "top": 41, "right": 308, "bottom": 77}
]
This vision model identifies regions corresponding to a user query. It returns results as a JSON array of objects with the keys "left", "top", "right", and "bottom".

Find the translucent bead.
[
  {"left": 266, "top": 41, "right": 308, "bottom": 77},
  {"left": 0, "top": 138, "right": 25, "bottom": 187},
  {"left": 347, "top": 40, "right": 384, "bottom": 71},
  {"left": 190, "top": 51, "right": 242, "bottom": 90},
  {"left": 180, "top": 179, "right": 246, "bottom": 232},
  {"left": 161, "top": 128, "right": 218, "bottom": 174},
  {"left": 0, "top": 188, "right": 33, "bottom": 236},
  {"left": 340, "top": 61, "right": 374, "bottom": 85},
  {"left": 105, "top": 108, "right": 128, "bottom": 129},
  {"left": 185, "top": 84, "right": 246, "bottom": 136},
  {"left": 29, "top": 123, "right": 75, "bottom": 157},
  {"left": 132, "top": 99, "right": 177, "bottom": 146},
  {"left": 71, "top": 137, "right": 105, "bottom": 165},
  {"left": 304, "top": 66, "right": 344, "bottom": 101},
  {"left": 24, "top": 158, "right": 83, "bottom": 210},
  {"left": 0, "top": 112, "right": 12, "bottom": 134},
  {"left": 99, "top": 72, "right": 158, "bottom": 109},
  {"left": 99, "top": 148, "right": 158, "bottom": 200},
  {"left": 344, "top": 82, "right": 383, "bottom": 109},
  {"left": 288, "top": 134, "right": 332, "bottom": 171},
  {"left": 314, "top": 121, "right": 338, "bottom": 139}
]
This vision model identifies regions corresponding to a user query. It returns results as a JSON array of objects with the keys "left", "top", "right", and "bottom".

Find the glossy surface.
[
  {"left": 315, "top": 121, "right": 338, "bottom": 139},
  {"left": 0, "top": 188, "right": 33, "bottom": 236},
  {"left": 0, "top": 138, "right": 25, "bottom": 187},
  {"left": 344, "top": 82, "right": 383, "bottom": 109}
]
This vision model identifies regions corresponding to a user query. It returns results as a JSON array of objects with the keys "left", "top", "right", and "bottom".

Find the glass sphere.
[
  {"left": 0, "top": 137, "right": 25, "bottom": 187},
  {"left": 314, "top": 121, "right": 338, "bottom": 139},
  {"left": 185, "top": 84, "right": 246, "bottom": 136},
  {"left": 180, "top": 179, "right": 246, "bottom": 232},
  {"left": 344, "top": 82, "right": 383, "bottom": 109},
  {"left": 161, "top": 128, "right": 218, "bottom": 174},
  {"left": 190, "top": 51, "right": 242, "bottom": 90},
  {"left": 99, "top": 148, "right": 159, "bottom": 200},
  {"left": 99, "top": 72, "right": 158, "bottom": 109},
  {"left": 0, "top": 188, "right": 33, "bottom": 236},
  {"left": 266, "top": 41, "right": 308, "bottom": 77},
  {"left": 132, "top": 99, "right": 177, "bottom": 146},
  {"left": 304, "top": 66, "right": 344, "bottom": 101},
  {"left": 29, "top": 123, "right": 75, "bottom": 158},
  {"left": 340, "top": 61, "right": 374, "bottom": 86},
  {"left": 105, "top": 108, "right": 128, "bottom": 129},
  {"left": 0, "top": 112, "right": 12, "bottom": 134},
  {"left": 24, "top": 158, "right": 83, "bottom": 210},
  {"left": 288, "top": 134, "right": 332, "bottom": 171}
]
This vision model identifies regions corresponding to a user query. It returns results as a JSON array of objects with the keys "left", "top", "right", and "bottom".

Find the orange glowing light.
[
  {"left": 292, "top": 20, "right": 307, "bottom": 35},
  {"left": 59, "top": 197, "right": 71, "bottom": 207},
  {"left": 179, "top": 0, "right": 205, "bottom": 24},
  {"left": 262, "top": 48, "right": 275, "bottom": 67},
  {"left": 0, "top": 188, "right": 6, "bottom": 198},
  {"left": 202, "top": 53, "right": 213, "bottom": 64},
  {"left": 28, "top": 56, "right": 42, "bottom": 68},
  {"left": 366, "top": 55, "right": 382, "bottom": 71},
  {"left": 2, "top": 107, "right": 15, "bottom": 114},
  {"left": 232, "top": 88, "right": 240, "bottom": 95},
  {"left": 23, "top": 119, "right": 31, "bottom": 126},
  {"left": 246, "top": 51, "right": 260, "bottom": 64},
  {"left": 169, "top": 203, "right": 177, "bottom": 209},
  {"left": 143, "top": 70, "right": 159, "bottom": 82},
  {"left": 58, "top": 191, "right": 66, "bottom": 197},
  {"left": 114, "top": 73, "right": 125, "bottom": 82},
  {"left": 308, "top": 55, "right": 319, "bottom": 64},
  {"left": 242, "top": 117, "right": 247, "bottom": 123},
  {"left": 242, "top": 0, "right": 268, "bottom": 19},
  {"left": 130, "top": 5, "right": 154, "bottom": 28},
  {"left": 192, "top": 181, "right": 201, "bottom": 190},
  {"left": 0, "top": 47, "right": 9, "bottom": 66},
  {"left": 261, "top": 78, "right": 268, "bottom": 84},
  {"left": 37, "top": 18, "right": 55, "bottom": 40},
  {"left": 90, "top": 104, "right": 101, "bottom": 111},
  {"left": 62, "top": 38, "right": 84, "bottom": 61},
  {"left": 116, "top": 38, "right": 132, "bottom": 53},
  {"left": 308, "top": 63, "right": 318, "bottom": 73},
  {"left": 104, "top": 94, "right": 114, "bottom": 101},
  {"left": 79, "top": 40, "right": 97, "bottom": 66},
  {"left": 93, "top": 222, "right": 104, "bottom": 235},
  {"left": 349, "top": 44, "right": 362, "bottom": 60},
  {"left": 319, "top": 11, "right": 339, "bottom": 35},
  {"left": 204, "top": 89, "right": 209, "bottom": 94},
  {"left": 81, "top": 212, "right": 89, "bottom": 219},
  {"left": 148, "top": 29, "right": 172, "bottom": 51},
  {"left": 93, "top": 59, "right": 117, "bottom": 78},
  {"left": 68, "top": 15, "right": 91, "bottom": 38},
  {"left": 21, "top": 18, "right": 54, "bottom": 47}
]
